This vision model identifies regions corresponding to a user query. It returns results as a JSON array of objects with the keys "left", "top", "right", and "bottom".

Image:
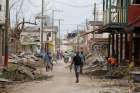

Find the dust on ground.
[{"left": 9, "top": 62, "right": 130, "bottom": 93}]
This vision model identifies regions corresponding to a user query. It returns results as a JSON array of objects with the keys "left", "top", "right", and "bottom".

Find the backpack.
[{"left": 73, "top": 55, "right": 82, "bottom": 65}]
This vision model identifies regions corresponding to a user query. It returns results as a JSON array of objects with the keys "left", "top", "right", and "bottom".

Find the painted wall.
[{"left": 128, "top": 5, "right": 140, "bottom": 27}]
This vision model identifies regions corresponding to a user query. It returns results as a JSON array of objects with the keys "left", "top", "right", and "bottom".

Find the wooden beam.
[
  {"left": 112, "top": 33, "right": 115, "bottom": 56},
  {"left": 120, "top": 33, "right": 123, "bottom": 63},
  {"left": 116, "top": 34, "right": 119, "bottom": 61},
  {"left": 108, "top": 34, "right": 111, "bottom": 57}
]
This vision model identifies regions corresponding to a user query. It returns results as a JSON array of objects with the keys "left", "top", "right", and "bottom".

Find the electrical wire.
[
  {"left": 16, "top": 0, "right": 24, "bottom": 19},
  {"left": 28, "top": 0, "right": 41, "bottom": 8},
  {"left": 28, "top": 0, "right": 52, "bottom": 8},
  {"left": 54, "top": 0, "right": 92, "bottom": 8},
  {"left": 10, "top": 0, "right": 18, "bottom": 9}
]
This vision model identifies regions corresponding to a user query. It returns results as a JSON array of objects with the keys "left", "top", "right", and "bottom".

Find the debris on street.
[
  {"left": 0, "top": 53, "right": 47, "bottom": 82},
  {"left": 1, "top": 0, "right": 140, "bottom": 93},
  {"left": 0, "top": 78, "right": 12, "bottom": 93},
  {"left": 83, "top": 53, "right": 107, "bottom": 79}
]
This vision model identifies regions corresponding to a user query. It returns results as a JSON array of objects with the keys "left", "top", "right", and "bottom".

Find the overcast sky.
[{"left": 10, "top": 0, "right": 102, "bottom": 36}]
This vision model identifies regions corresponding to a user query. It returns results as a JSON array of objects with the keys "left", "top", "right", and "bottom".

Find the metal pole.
[
  {"left": 93, "top": 3, "right": 96, "bottom": 21},
  {"left": 41, "top": 0, "right": 44, "bottom": 51},
  {"left": 52, "top": 10, "right": 56, "bottom": 54},
  {"left": 55, "top": 19, "right": 63, "bottom": 52},
  {"left": 77, "top": 25, "right": 79, "bottom": 51},
  {"left": 93, "top": 3, "right": 96, "bottom": 45},
  {"left": 52, "top": 10, "right": 63, "bottom": 55},
  {"left": 52, "top": 10, "right": 54, "bottom": 40},
  {"left": 4, "top": 0, "right": 9, "bottom": 67},
  {"left": 58, "top": 19, "right": 61, "bottom": 51}
]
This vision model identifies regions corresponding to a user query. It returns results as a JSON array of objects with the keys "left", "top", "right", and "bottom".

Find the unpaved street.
[{"left": 10, "top": 62, "right": 129, "bottom": 93}]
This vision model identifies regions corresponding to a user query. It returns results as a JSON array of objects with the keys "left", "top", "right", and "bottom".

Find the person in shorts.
[{"left": 71, "top": 52, "right": 82, "bottom": 83}]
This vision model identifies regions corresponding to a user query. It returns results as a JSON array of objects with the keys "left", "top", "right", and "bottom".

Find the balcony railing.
[{"left": 103, "top": 6, "right": 127, "bottom": 26}]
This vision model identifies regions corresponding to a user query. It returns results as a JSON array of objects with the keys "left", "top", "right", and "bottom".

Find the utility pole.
[
  {"left": 52, "top": 10, "right": 62, "bottom": 55},
  {"left": 52, "top": 11, "right": 55, "bottom": 59},
  {"left": 56, "top": 19, "right": 63, "bottom": 52},
  {"left": 4, "top": 0, "right": 9, "bottom": 67},
  {"left": 58, "top": 19, "right": 61, "bottom": 52},
  {"left": 41, "top": 0, "right": 44, "bottom": 51},
  {"left": 93, "top": 3, "right": 96, "bottom": 22},
  {"left": 93, "top": 3, "right": 96, "bottom": 44},
  {"left": 77, "top": 25, "right": 79, "bottom": 51},
  {"left": 76, "top": 24, "right": 85, "bottom": 51}
]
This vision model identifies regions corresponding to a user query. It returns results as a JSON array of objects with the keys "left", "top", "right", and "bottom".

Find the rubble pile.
[
  {"left": 105, "top": 63, "right": 135, "bottom": 79},
  {"left": 105, "top": 66, "right": 129, "bottom": 79},
  {"left": 0, "top": 63, "right": 42, "bottom": 81},
  {"left": 84, "top": 54, "right": 107, "bottom": 78},
  {"left": 8, "top": 53, "right": 43, "bottom": 67},
  {"left": 84, "top": 53, "right": 135, "bottom": 79},
  {"left": 85, "top": 53, "right": 95, "bottom": 64},
  {"left": 0, "top": 79, "right": 12, "bottom": 93},
  {"left": 0, "top": 53, "right": 47, "bottom": 82},
  {"left": 130, "top": 83, "right": 140, "bottom": 93}
]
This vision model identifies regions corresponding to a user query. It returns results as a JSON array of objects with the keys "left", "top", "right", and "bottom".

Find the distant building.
[
  {"left": 20, "top": 26, "right": 58, "bottom": 54},
  {"left": 67, "top": 33, "right": 77, "bottom": 39},
  {"left": 80, "top": 20, "right": 109, "bottom": 55}
]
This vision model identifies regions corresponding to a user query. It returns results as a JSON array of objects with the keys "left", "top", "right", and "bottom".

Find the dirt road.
[{"left": 10, "top": 62, "right": 129, "bottom": 93}]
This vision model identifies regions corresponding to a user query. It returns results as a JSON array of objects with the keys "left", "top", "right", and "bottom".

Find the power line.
[
  {"left": 14, "top": 0, "right": 24, "bottom": 23},
  {"left": 10, "top": 0, "right": 18, "bottom": 9},
  {"left": 54, "top": 0, "right": 92, "bottom": 8},
  {"left": 28, "top": 0, "right": 41, "bottom": 8}
]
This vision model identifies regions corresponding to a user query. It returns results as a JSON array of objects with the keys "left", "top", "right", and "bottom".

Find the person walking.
[
  {"left": 48, "top": 52, "right": 53, "bottom": 71},
  {"left": 71, "top": 52, "right": 82, "bottom": 83},
  {"left": 43, "top": 52, "right": 53, "bottom": 72},
  {"left": 79, "top": 51, "right": 85, "bottom": 74}
]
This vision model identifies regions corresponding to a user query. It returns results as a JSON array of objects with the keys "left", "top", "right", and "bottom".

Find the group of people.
[
  {"left": 42, "top": 49, "right": 86, "bottom": 83},
  {"left": 41, "top": 47, "right": 120, "bottom": 83},
  {"left": 56, "top": 50, "right": 63, "bottom": 60},
  {"left": 71, "top": 51, "right": 85, "bottom": 83}
]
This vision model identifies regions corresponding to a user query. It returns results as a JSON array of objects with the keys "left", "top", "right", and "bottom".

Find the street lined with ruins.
[
  {"left": 0, "top": 0, "right": 140, "bottom": 93},
  {"left": 9, "top": 62, "right": 130, "bottom": 93}
]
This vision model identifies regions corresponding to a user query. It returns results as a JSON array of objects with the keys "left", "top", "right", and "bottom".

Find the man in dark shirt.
[{"left": 71, "top": 52, "right": 82, "bottom": 83}]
